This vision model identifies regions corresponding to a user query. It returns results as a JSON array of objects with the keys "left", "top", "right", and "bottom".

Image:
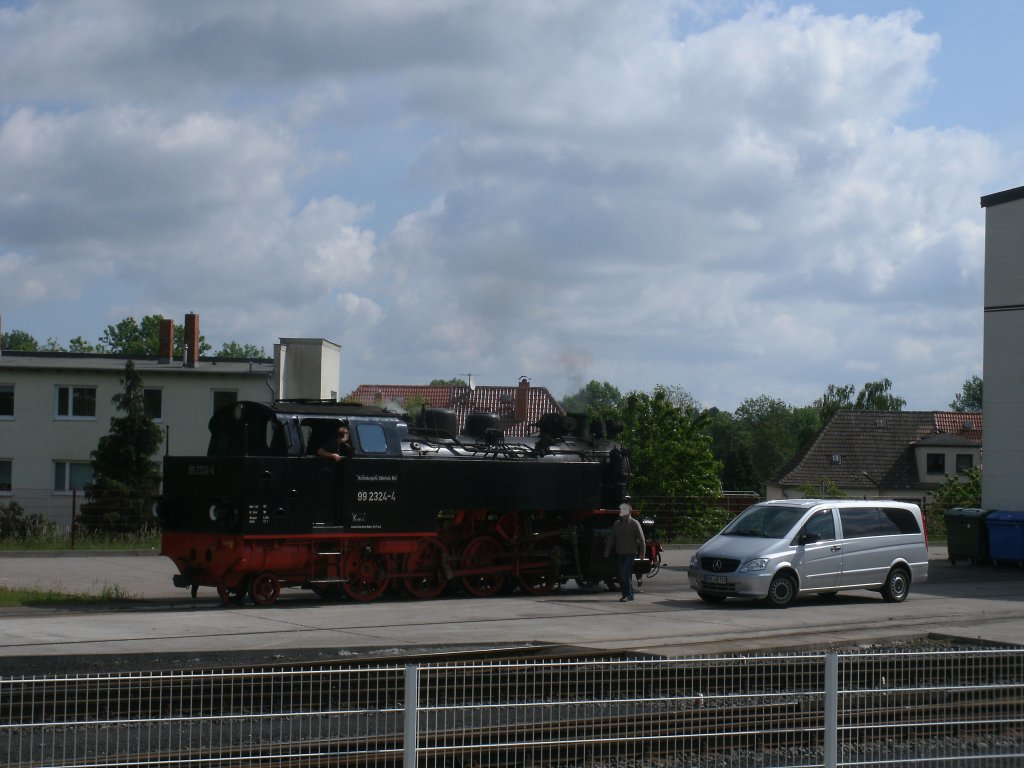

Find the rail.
[{"left": 3, "top": 646, "right": 1023, "bottom": 767}]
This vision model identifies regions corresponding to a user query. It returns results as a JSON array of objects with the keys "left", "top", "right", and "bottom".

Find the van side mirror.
[{"left": 798, "top": 532, "right": 822, "bottom": 545}]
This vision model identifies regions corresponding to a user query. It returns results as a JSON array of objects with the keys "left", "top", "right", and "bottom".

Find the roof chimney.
[
  {"left": 515, "top": 376, "right": 530, "bottom": 422},
  {"left": 158, "top": 318, "right": 174, "bottom": 364},
  {"left": 184, "top": 313, "right": 199, "bottom": 368}
]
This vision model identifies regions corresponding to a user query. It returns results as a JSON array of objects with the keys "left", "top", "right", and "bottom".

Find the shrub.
[{"left": 0, "top": 500, "right": 58, "bottom": 540}]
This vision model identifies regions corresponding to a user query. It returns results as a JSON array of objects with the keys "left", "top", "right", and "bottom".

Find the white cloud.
[{"left": 0, "top": 1, "right": 1019, "bottom": 410}]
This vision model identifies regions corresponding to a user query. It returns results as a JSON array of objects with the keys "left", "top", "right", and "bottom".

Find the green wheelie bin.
[{"left": 944, "top": 507, "right": 991, "bottom": 565}]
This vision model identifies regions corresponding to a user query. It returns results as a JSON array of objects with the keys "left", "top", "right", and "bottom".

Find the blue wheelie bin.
[{"left": 986, "top": 511, "right": 1024, "bottom": 568}]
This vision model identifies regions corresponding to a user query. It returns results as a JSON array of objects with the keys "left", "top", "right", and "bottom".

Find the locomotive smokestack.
[
  {"left": 184, "top": 313, "right": 199, "bottom": 368},
  {"left": 515, "top": 376, "right": 530, "bottom": 422},
  {"left": 158, "top": 318, "right": 174, "bottom": 364}
]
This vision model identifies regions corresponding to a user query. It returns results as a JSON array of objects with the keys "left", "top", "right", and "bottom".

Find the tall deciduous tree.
[
  {"left": 561, "top": 380, "right": 623, "bottom": 417},
  {"left": 83, "top": 361, "right": 164, "bottom": 532},
  {"left": 217, "top": 341, "right": 267, "bottom": 358},
  {"left": 950, "top": 375, "right": 983, "bottom": 412},
  {"left": 0, "top": 329, "right": 40, "bottom": 351},
  {"left": 618, "top": 386, "right": 721, "bottom": 499},
  {"left": 100, "top": 315, "right": 214, "bottom": 356},
  {"left": 814, "top": 383, "right": 855, "bottom": 424},
  {"left": 853, "top": 378, "right": 906, "bottom": 411}
]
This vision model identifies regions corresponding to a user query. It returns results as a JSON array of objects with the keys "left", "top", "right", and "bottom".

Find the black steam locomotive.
[{"left": 157, "top": 399, "right": 661, "bottom": 605}]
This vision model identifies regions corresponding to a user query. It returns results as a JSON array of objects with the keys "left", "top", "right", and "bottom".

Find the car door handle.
[{"left": 831, "top": 545, "right": 842, "bottom": 551}]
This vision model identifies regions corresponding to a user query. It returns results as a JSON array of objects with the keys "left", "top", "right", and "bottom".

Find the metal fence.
[
  {"left": 3, "top": 648, "right": 1023, "bottom": 767},
  {"left": 1, "top": 489, "right": 157, "bottom": 544}
]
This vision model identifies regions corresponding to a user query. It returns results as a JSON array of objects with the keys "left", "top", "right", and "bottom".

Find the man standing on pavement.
[{"left": 604, "top": 500, "right": 646, "bottom": 602}]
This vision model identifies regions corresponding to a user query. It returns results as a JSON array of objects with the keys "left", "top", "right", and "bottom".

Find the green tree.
[
  {"left": 82, "top": 361, "right": 164, "bottom": 533},
  {"left": 732, "top": 395, "right": 810, "bottom": 491},
  {"left": 216, "top": 341, "right": 267, "bottom": 358},
  {"left": 100, "top": 315, "right": 213, "bottom": 356},
  {"left": 854, "top": 378, "right": 906, "bottom": 411},
  {"left": 69, "top": 336, "right": 104, "bottom": 353},
  {"left": 0, "top": 329, "right": 40, "bottom": 351},
  {"left": 100, "top": 316, "right": 160, "bottom": 355},
  {"left": 814, "top": 383, "right": 855, "bottom": 424},
  {"left": 561, "top": 380, "right": 623, "bottom": 417},
  {"left": 702, "top": 407, "right": 757, "bottom": 492},
  {"left": 429, "top": 378, "right": 469, "bottom": 386},
  {"left": 931, "top": 466, "right": 982, "bottom": 512},
  {"left": 950, "top": 375, "right": 983, "bottom": 412},
  {"left": 618, "top": 386, "right": 722, "bottom": 499},
  {"left": 797, "top": 477, "right": 848, "bottom": 499}
]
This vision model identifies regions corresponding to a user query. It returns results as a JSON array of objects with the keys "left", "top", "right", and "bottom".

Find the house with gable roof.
[
  {"left": 766, "top": 410, "right": 982, "bottom": 508},
  {"left": 346, "top": 377, "right": 564, "bottom": 437}
]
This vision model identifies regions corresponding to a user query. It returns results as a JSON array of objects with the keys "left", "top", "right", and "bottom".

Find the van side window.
[
  {"left": 839, "top": 507, "right": 882, "bottom": 538},
  {"left": 804, "top": 510, "right": 836, "bottom": 541},
  {"left": 840, "top": 507, "right": 919, "bottom": 538},
  {"left": 881, "top": 507, "right": 922, "bottom": 534}
]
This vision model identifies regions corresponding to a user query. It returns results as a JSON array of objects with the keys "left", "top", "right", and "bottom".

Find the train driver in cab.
[{"left": 316, "top": 424, "right": 354, "bottom": 462}]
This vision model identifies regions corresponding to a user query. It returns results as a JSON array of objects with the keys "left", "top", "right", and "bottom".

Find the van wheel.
[
  {"left": 881, "top": 566, "right": 910, "bottom": 603},
  {"left": 697, "top": 591, "right": 727, "bottom": 604},
  {"left": 765, "top": 573, "right": 797, "bottom": 608}
]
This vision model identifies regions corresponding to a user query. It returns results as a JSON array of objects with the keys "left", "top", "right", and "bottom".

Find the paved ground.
[{"left": 3, "top": 544, "right": 1024, "bottom": 670}]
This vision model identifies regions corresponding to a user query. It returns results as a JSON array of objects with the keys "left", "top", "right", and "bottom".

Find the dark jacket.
[{"left": 604, "top": 515, "right": 645, "bottom": 557}]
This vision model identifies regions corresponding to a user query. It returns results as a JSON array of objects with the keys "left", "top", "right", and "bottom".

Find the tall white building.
[{"left": 981, "top": 185, "right": 1024, "bottom": 510}]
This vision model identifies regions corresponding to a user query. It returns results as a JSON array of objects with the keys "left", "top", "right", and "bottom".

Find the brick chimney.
[
  {"left": 184, "top": 313, "right": 199, "bottom": 368},
  {"left": 158, "top": 318, "right": 174, "bottom": 364},
  {"left": 515, "top": 376, "right": 530, "bottom": 422}
]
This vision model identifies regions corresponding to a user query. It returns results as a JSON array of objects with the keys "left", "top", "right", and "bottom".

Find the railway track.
[{"left": 5, "top": 642, "right": 1024, "bottom": 768}]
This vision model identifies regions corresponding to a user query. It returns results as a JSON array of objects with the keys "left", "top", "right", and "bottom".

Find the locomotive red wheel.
[
  {"left": 516, "top": 543, "right": 560, "bottom": 595},
  {"left": 460, "top": 535, "right": 506, "bottom": 597},
  {"left": 217, "top": 578, "right": 248, "bottom": 605},
  {"left": 403, "top": 539, "right": 449, "bottom": 600},
  {"left": 342, "top": 547, "right": 391, "bottom": 602},
  {"left": 249, "top": 571, "right": 281, "bottom": 607}
]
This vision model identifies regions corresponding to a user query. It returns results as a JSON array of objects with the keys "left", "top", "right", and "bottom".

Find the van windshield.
[{"left": 722, "top": 505, "right": 808, "bottom": 539}]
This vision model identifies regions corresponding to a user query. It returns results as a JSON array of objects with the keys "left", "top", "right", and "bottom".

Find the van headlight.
[
  {"left": 689, "top": 553, "right": 700, "bottom": 568},
  {"left": 739, "top": 558, "right": 769, "bottom": 572}
]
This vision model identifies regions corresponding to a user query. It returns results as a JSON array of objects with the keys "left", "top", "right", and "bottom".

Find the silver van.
[{"left": 687, "top": 499, "right": 928, "bottom": 608}]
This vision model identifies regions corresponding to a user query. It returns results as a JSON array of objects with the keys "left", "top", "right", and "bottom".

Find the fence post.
[
  {"left": 70, "top": 489, "right": 77, "bottom": 549},
  {"left": 404, "top": 663, "right": 419, "bottom": 768},
  {"left": 824, "top": 652, "right": 838, "bottom": 768}
]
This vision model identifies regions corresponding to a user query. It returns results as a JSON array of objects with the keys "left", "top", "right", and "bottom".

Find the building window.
[
  {"left": 0, "top": 384, "right": 12, "bottom": 418},
  {"left": 956, "top": 453, "right": 974, "bottom": 474},
  {"left": 144, "top": 388, "right": 163, "bottom": 421},
  {"left": 212, "top": 390, "right": 238, "bottom": 415},
  {"left": 0, "top": 460, "right": 11, "bottom": 493},
  {"left": 53, "top": 461, "right": 93, "bottom": 492},
  {"left": 926, "top": 453, "right": 945, "bottom": 475},
  {"left": 56, "top": 386, "right": 97, "bottom": 419}
]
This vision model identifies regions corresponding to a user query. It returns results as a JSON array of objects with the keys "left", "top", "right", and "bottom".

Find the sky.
[{"left": 2, "top": 1, "right": 1022, "bottom": 411}]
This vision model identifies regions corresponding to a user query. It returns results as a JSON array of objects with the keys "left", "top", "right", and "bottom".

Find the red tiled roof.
[
  {"left": 932, "top": 412, "right": 982, "bottom": 443},
  {"left": 346, "top": 382, "right": 565, "bottom": 437}
]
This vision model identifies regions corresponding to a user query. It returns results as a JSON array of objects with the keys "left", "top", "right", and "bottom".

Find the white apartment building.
[{"left": 0, "top": 314, "right": 340, "bottom": 498}]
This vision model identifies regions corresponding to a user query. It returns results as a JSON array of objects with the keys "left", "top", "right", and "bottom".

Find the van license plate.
[{"left": 704, "top": 575, "right": 727, "bottom": 585}]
